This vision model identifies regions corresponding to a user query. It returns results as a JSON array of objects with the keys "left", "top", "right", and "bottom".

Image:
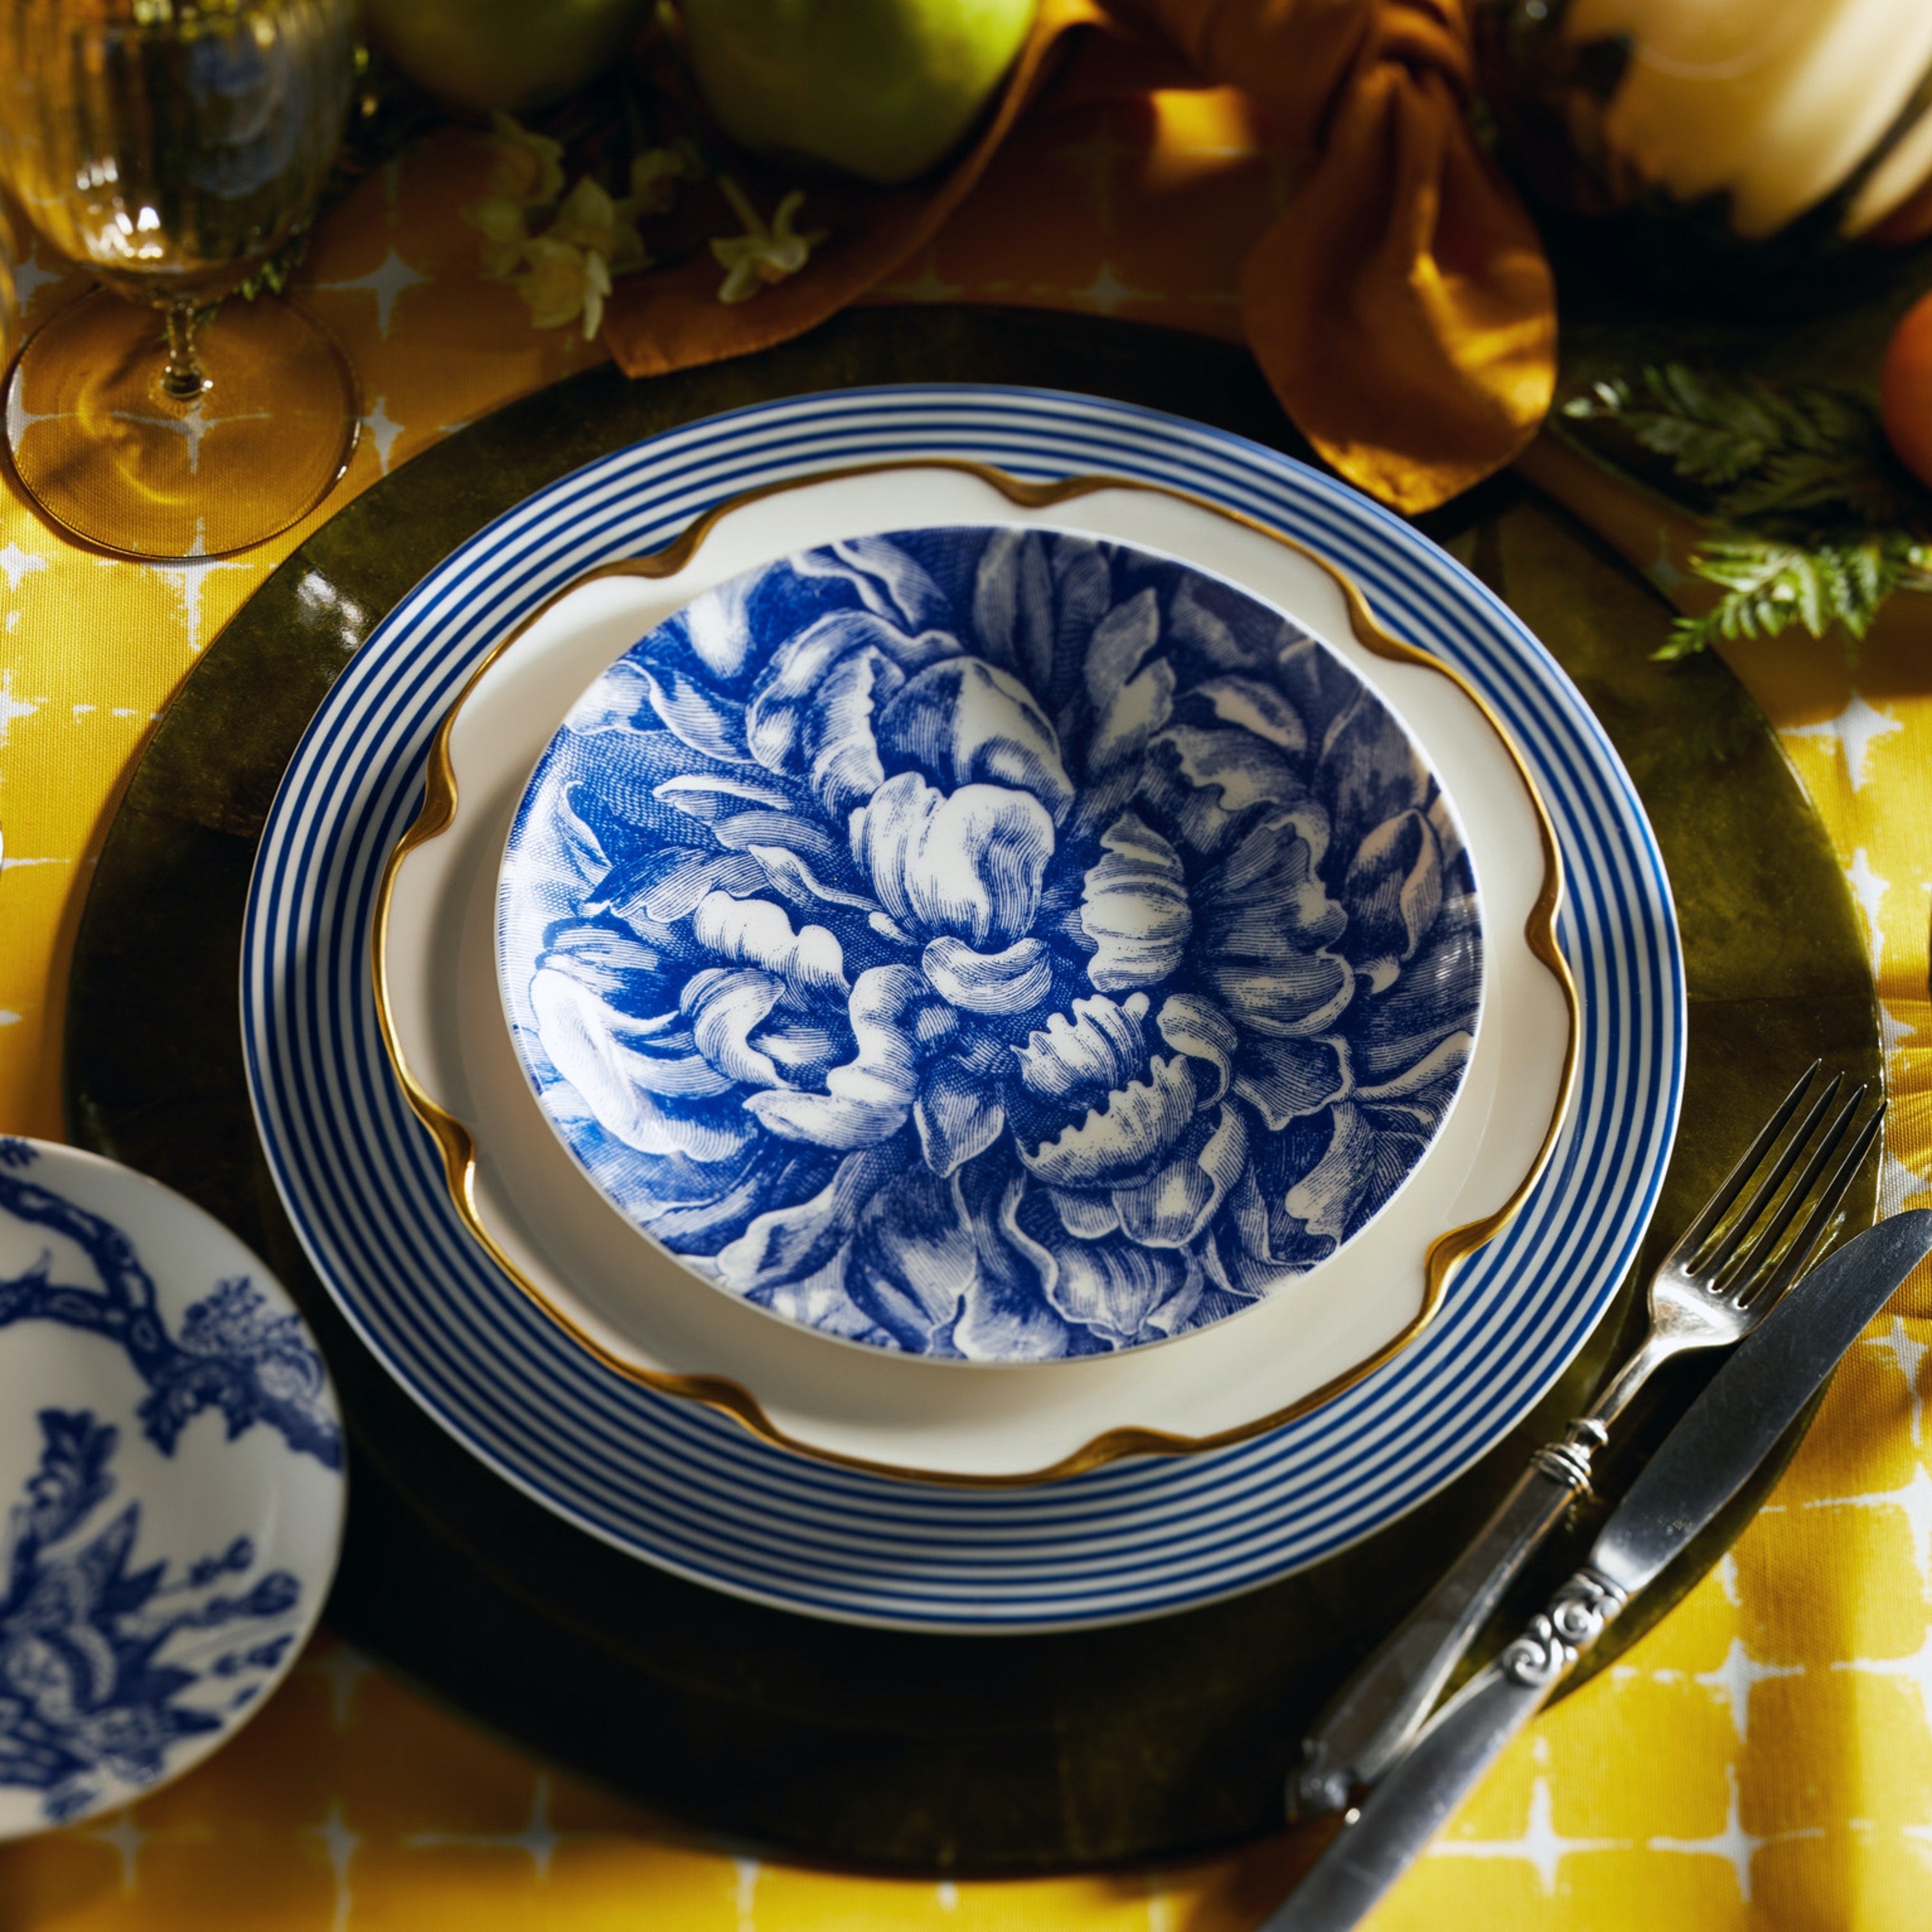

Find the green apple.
[
  {"left": 682, "top": 0, "right": 1038, "bottom": 187},
  {"left": 366, "top": 0, "right": 656, "bottom": 115}
]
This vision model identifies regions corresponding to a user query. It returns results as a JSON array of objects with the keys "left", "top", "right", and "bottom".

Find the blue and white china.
[
  {"left": 497, "top": 527, "right": 1484, "bottom": 1361},
  {"left": 0, "top": 1139, "right": 345, "bottom": 1837},
  {"left": 245, "top": 388, "right": 1680, "bottom": 1629},
  {"left": 377, "top": 466, "right": 1566, "bottom": 1484}
]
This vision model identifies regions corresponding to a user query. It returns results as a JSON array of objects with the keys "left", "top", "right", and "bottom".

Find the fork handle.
[
  {"left": 1588, "top": 1330, "right": 1683, "bottom": 1429},
  {"left": 1286, "top": 1420, "right": 1606, "bottom": 1821}
]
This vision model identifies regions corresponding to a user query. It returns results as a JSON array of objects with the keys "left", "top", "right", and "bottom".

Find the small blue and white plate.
[
  {"left": 0, "top": 1139, "right": 345, "bottom": 1839},
  {"left": 497, "top": 528, "right": 1484, "bottom": 1362}
]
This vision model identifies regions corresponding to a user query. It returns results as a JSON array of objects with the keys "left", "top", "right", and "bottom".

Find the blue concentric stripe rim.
[{"left": 239, "top": 386, "right": 1683, "bottom": 1631}]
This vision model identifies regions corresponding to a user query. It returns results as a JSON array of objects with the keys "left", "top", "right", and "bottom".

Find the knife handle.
[
  {"left": 1266, "top": 1568, "right": 1628, "bottom": 1932},
  {"left": 1287, "top": 1419, "right": 1606, "bottom": 1821}
]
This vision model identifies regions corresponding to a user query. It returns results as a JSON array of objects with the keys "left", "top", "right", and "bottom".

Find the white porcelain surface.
[
  {"left": 383, "top": 472, "right": 1569, "bottom": 1479},
  {"left": 0, "top": 1139, "right": 345, "bottom": 1839}
]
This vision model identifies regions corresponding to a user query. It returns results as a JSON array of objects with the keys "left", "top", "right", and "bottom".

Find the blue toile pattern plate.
[
  {"left": 498, "top": 527, "right": 1482, "bottom": 1361},
  {"left": 0, "top": 1139, "right": 344, "bottom": 1839}
]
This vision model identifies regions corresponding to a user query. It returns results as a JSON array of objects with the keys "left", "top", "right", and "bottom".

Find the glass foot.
[{"left": 5, "top": 285, "right": 359, "bottom": 561}]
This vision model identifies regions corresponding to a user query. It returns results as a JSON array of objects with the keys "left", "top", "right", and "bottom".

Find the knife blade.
[{"left": 1262, "top": 1208, "right": 1932, "bottom": 1932}]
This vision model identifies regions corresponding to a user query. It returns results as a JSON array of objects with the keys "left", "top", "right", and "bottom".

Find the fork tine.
[
  {"left": 1665, "top": 1061, "right": 1821, "bottom": 1270},
  {"left": 1689, "top": 1070, "right": 1844, "bottom": 1280},
  {"left": 1740, "top": 1100, "right": 1887, "bottom": 1311},
  {"left": 1716, "top": 1084, "right": 1866, "bottom": 1300},
  {"left": 1697, "top": 1072, "right": 1844, "bottom": 1281}
]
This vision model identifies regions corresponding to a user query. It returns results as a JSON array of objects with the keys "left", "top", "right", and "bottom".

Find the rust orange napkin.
[
  {"left": 1166, "top": 0, "right": 1557, "bottom": 512},
  {"left": 600, "top": 0, "right": 1555, "bottom": 515}
]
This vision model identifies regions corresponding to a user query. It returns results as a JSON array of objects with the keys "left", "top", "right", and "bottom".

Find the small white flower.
[
  {"left": 550, "top": 176, "right": 649, "bottom": 276},
  {"left": 516, "top": 236, "right": 612, "bottom": 339},
  {"left": 710, "top": 178, "right": 827, "bottom": 305},
  {"left": 623, "top": 139, "right": 705, "bottom": 218},
  {"left": 460, "top": 196, "right": 529, "bottom": 280},
  {"left": 485, "top": 109, "right": 565, "bottom": 207}
]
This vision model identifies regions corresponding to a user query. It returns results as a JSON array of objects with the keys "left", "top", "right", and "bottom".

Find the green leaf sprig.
[{"left": 1562, "top": 363, "right": 1932, "bottom": 658}]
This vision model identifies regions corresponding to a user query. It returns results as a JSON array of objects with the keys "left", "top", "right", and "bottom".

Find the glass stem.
[{"left": 160, "top": 301, "right": 204, "bottom": 402}]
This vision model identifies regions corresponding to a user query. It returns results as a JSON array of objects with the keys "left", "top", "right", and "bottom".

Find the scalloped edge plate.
[{"left": 377, "top": 467, "right": 1571, "bottom": 1482}]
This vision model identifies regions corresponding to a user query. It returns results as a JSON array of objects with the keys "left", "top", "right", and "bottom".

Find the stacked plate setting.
[{"left": 243, "top": 389, "right": 1682, "bottom": 1632}]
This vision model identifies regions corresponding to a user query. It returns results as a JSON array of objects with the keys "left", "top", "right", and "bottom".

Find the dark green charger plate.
[{"left": 63, "top": 307, "right": 1879, "bottom": 1876}]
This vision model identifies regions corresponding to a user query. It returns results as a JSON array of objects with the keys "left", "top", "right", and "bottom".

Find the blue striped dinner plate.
[{"left": 240, "top": 388, "right": 1683, "bottom": 1631}]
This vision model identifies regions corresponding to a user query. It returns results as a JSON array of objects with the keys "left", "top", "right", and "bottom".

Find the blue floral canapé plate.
[
  {"left": 0, "top": 1139, "right": 344, "bottom": 1839},
  {"left": 498, "top": 527, "right": 1484, "bottom": 1363}
]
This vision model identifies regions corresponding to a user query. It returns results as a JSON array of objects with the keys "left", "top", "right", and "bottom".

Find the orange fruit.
[{"left": 1880, "top": 287, "right": 1932, "bottom": 489}]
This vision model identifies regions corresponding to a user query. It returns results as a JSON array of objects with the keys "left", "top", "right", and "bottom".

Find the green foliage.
[
  {"left": 232, "top": 231, "right": 307, "bottom": 303},
  {"left": 1658, "top": 529, "right": 1932, "bottom": 659},
  {"left": 1562, "top": 363, "right": 1932, "bottom": 657}
]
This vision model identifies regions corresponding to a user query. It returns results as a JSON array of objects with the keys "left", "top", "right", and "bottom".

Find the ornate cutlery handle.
[
  {"left": 1287, "top": 1417, "right": 1607, "bottom": 1821},
  {"left": 1266, "top": 1569, "right": 1627, "bottom": 1931}
]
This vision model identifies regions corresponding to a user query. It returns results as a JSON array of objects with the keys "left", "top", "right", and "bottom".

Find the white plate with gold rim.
[{"left": 376, "top": 467, "right": 1574, "bottom": 1484}]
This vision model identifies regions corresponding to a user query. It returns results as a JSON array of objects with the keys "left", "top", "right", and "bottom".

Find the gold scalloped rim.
[{"left": 370, "top": 459, "right": 1580, "bottom": 1488}]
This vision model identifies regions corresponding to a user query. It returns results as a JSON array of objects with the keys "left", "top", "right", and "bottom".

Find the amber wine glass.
[{"left": 0, "top": 0, "right": 359, "bottom": 560}]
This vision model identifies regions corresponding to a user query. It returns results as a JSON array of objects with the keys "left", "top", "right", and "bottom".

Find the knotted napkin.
[{"left": 599, "top": 0, "right": 1555, "bottom": 515}]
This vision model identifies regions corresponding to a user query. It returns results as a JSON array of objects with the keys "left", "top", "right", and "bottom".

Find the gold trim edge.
[{"left": 370, "top": 459, "right": 1582, "bottom": 1490}]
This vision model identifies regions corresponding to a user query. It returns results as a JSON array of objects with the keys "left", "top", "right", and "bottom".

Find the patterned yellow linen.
[{"left": 3, "top": 91, "right": 1931, "bottom": 1932}]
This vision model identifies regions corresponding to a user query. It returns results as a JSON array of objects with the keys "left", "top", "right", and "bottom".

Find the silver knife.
[{"left": 1262, "top": 1207, "right": 1932, "bottom": 1932}]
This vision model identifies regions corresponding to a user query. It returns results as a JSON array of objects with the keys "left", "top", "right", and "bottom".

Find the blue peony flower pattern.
[{"left": 499, "top": 527, "right": 1482, "bottom": 1359}]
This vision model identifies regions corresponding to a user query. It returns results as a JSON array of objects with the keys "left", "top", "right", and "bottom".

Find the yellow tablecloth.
[{"left": 3, "top": 75, "right": 1931, "bottom": 1932}]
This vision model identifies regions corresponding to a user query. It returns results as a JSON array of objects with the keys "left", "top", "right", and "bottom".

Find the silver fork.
[{"left": 1288, "top": 1062, "right": 1884, "bottom": 1821}]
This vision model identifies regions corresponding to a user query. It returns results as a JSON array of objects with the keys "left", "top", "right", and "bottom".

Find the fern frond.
[
  {"left": 1564, "top": 360, "right": 1932, "bottom": 658},
  {"left": 1563, "top": 361, "right": 1905, "bottom": 510},
  {"left": 1664, "top": 528, "right": 1924, "bottom": 659},
  {"left": 1564, "top": 368, "right": 1777, "bottom": 487}
]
